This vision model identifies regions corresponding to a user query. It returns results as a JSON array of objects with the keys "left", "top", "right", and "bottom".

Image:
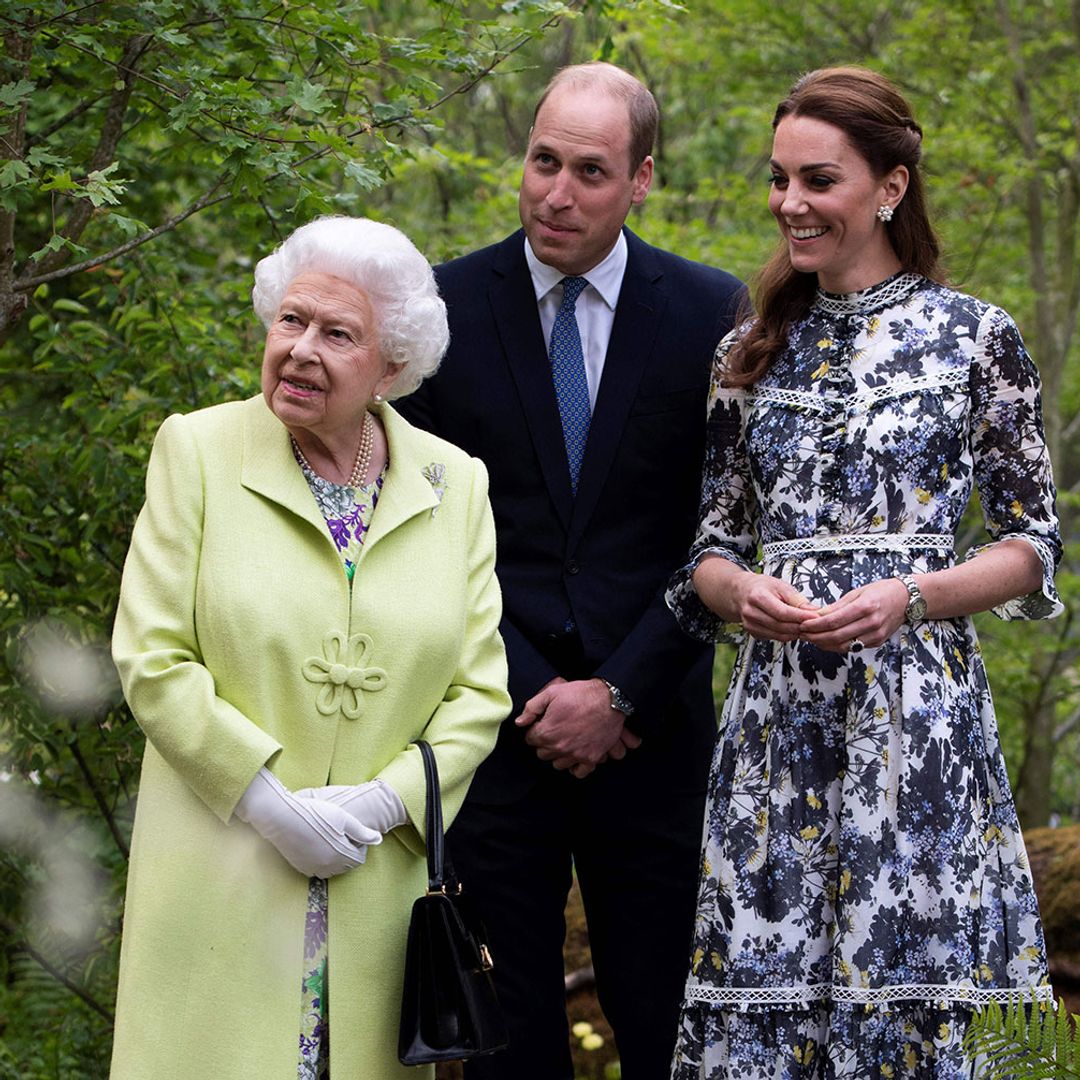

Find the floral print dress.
[
  {"left": 665, "top": 273, "right": 1062, "bottom": 1079},
  {"left": 293, "top": 453, "right": 384, "bottom": 1080}
]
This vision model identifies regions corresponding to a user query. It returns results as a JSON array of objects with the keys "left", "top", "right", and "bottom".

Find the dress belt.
[{"left": 761, "top": 533, "right": 954, "bottom": 562}]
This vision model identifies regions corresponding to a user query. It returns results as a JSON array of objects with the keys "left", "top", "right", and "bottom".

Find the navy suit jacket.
[{"left": 399, "top": 228, "right": 743, "bottom": 800}]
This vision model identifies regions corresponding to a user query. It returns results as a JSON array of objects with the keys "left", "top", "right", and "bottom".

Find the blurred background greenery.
[{"left": 1, "top": 1, "right": 1078, "bottom": 1074}]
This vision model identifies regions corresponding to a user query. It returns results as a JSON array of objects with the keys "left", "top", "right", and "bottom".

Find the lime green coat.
[{"left": 110, "top": 395, "right": 509, "bottom": 1080}]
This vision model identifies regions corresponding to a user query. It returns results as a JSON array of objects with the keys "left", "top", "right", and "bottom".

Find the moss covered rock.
[{"left": 1025, "top": 824, "right": 1080, "bottom": 982}]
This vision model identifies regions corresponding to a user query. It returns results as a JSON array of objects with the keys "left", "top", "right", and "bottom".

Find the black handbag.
[{"left": 397, "top": 740, "right": 509, "bottom": 1065}]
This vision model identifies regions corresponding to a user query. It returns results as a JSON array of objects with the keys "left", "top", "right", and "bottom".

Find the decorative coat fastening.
[{"left": 302, "top": 631, "right": 388, "bottom": 719}]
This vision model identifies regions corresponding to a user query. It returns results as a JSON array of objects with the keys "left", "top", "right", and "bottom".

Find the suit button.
[{"left": 565, "top": 559, "right": 580, "bottom": 575}]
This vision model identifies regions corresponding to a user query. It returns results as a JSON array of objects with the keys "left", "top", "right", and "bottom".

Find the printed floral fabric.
[
  {"left": 300, "top": 460, "right": 384, "bottom": 582},
  {"left": 293, "top": 455, "right": 383, "bottom": 1080},
  {"left": 298, "top": 877, "right": 330, "bottom": 1080},
  {"left": 665, "top": 273, "right": 1062, "bottom": 1079}
]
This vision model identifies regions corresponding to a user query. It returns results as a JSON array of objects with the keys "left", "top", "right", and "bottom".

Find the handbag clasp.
[{"left": 425, "top": 883, "right": 463, "bottom": 897}]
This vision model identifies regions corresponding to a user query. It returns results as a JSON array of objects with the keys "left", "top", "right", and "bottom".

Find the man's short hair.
[{"left": 532, "top": 62, "right": 658, "bottom": 177}]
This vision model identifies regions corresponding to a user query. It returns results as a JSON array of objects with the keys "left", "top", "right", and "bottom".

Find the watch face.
[{"left": 908, "top": 597, "right": 928, "bottom": 622}]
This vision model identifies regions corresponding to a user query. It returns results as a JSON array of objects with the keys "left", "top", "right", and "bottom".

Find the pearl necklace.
[{"left": 291, "top": 411, "right": 375, "bottom": 488}]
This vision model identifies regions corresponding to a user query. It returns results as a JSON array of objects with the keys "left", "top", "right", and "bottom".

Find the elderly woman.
[{"left": 110, "top": 217, "right": 509, "bottom": 1080}]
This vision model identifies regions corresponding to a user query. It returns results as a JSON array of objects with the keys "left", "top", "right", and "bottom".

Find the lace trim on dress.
[
  {"left": 749, "top": 371, "right": 968, "bottom": 414},
  {"left": 762, "top": 533, "right": 953, "bottom": 562},
  {"left": 853, "top": 369, "right": 968, "bottom": 408},
  {"left": 748, "top": 387, "right": 827, "bottom": 412},
  {"left": 814, "top": 272, "right": 924, "bottom": 317},
  {"left": 685, "top": 982, "right": 1054, "bottom": 1008}
]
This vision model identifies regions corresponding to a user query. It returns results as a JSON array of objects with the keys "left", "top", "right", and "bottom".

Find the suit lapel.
[
  {"left": 489, "top": 235, "right": 574, "bottom": 528},
  {"left": 570, "top": 232, "right": 666, "bottom": 540}
]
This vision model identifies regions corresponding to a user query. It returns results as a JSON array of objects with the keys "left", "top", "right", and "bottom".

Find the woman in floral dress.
[{"left": 666, "top": 67, "right": 1061, "bottom": 1079}]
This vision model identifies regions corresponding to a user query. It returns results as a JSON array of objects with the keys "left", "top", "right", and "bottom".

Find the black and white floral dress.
[{"left": 665, "top": 272, "right": 1062, "bottom": 1079}]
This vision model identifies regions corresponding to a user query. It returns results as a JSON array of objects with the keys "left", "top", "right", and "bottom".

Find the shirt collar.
[{"left": 524, "top": 231, "right": 627, "bottom": 312}]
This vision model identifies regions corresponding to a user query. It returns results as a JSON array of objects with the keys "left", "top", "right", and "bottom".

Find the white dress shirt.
[{"left": 524, "top": 232, "right": 628, "bottom": 412}]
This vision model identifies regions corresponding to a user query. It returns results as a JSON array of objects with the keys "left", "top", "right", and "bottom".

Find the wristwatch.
[
  {"left": 602, "top": 680, "right": 635, "bottom": 717},
  {"left": 895, "top": 573, "right": 927, "bottom": 625}
]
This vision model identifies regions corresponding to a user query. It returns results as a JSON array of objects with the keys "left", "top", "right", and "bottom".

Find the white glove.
[
  {"left": 233, "top": 767, "right": 382, "bottom": 878},
  {"left": 295, "top": 778, "right": 408, "bottom": 835}
]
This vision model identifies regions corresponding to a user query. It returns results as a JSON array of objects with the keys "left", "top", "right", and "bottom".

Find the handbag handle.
[{"left": 415, "top": 740, "right": 457, "bottom": 894}]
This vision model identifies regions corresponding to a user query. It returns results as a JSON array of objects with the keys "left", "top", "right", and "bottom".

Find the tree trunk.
[
  {"left": 1014, "top": 695, "right": 1057, "bottom": 829},
  {"left": 0, "top": 24, "right": 31, "bottom": 344}
]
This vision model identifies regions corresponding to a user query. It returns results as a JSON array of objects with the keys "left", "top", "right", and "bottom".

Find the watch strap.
[
  {"left": 602, "top": 680, "right": 634, "bottom": 717},
  {"left": 895, "top": 573, "right": 926, "bottom": 625}
]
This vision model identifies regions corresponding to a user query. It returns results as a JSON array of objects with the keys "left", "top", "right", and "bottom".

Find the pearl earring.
[
  {"left": 373, "top": 393, "right": 384, "bottom": 404},
  {"left": 877, "top": 204, "right": 894, "bottom": 223}
]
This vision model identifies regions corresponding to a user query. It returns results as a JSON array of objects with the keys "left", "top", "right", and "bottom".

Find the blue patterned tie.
[{"left": 548, "top": 276, "right": 591, "bottom": 495}]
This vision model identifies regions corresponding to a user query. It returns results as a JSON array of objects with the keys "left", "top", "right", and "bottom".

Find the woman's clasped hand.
[
  {"left": 697, "top": 559, "right": 910, "bottom": 650},
  {"left": 232, "top": 767, "right": 384, "bottom": 878}
]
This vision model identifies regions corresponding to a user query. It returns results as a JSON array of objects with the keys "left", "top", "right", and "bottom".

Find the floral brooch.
[{"left": 422, "top": 462, "right": 447, "bottom": 517}]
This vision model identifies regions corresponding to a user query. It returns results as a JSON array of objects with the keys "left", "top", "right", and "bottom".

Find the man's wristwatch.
[
  {"left": 895, "top": 573, "right": 927, "bottom": 625},
  {"left": 602, "top": 680, "right": 635, "bottom": 717}
]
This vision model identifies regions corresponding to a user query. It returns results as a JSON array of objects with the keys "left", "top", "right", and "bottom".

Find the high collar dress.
[{"left": 666, "top": 273, "right": 1062, "bottom": 1079}]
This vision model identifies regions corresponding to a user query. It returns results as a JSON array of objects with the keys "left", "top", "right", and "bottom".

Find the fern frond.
[{"left": 963, "top": 996, "right": 1080, "bottom": 1079}]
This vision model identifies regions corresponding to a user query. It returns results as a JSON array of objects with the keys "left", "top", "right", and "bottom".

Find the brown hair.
[
  {"left": 532, "top": 62, "right": 658, "bottom": 177},
  {"left": 726, "top": 66, "right": 944, "bottom": 386}
]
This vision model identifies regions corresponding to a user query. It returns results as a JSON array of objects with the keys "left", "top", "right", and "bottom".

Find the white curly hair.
[{"left": 252, "top": 216, "right": 448, "bottom": 399}]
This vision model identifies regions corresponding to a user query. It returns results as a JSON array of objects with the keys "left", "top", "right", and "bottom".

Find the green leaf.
[
  {"left": 51, "top": 299, "right": 90, "bottom": 315},
  {"left": 105, "top": 213, "right": 148, "bottom": 239},
  {"left": 0, "top": 78, "right": 36, "bottom": 109},
  {"left": 373, "top": 100, "right": 413, "bottom": 122},
  {"left": 39, "top": 171, "right": 77, "bottom": 194},
  {"left": 84, "top": 164, "right": 127, "bottom": 208},
  {"left": 964, "top": 997, "right": 1080, "bottom": 1079},
  {"left": 343, "top": 159, "right": 384, "bottom": 191},
  {"left": 289, "top": 79, "right": 331, "bottom": 115},
  {"left": 25, "top": 147, "right": 67, "bottom": 169},
  {"left": 27, "top": 234, "right": 89, "bottom": 262},
  {"left": 0, "top": 160, "right": 31, "bottom": 187},
  {"left": 158, "top": 29, "right": 192, "bottom": 46}
]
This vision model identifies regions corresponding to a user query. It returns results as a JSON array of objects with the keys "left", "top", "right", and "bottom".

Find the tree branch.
[
  {"left": 30, "top": 32, "right": 153, "bottom": 279},
  {"left": 69, "top": 736, "right": 129, "bottom": 861},
  {"left": 1054, "top": 701, "right": 1080, "bottom": 743},
  {"left": 14, "top": 177, "right": 231, "bottom": 292},
  {"left": 24, "top": 93, "right": 106, "bottom": 149},
  {"left": 7, "top": 5, "right": 577, "bottom": 324},
  {"left": 995, "top": 0, "right": 1058, "bottom": 455},
  {"left": 1, "top": 23, "right": 32, "bottom": 330},
  {"left": 0, "top": 915, "right": 114, "bottom": 1024},
  {"left": 423, "top": 4, "right": 581, "bottom": 113}
]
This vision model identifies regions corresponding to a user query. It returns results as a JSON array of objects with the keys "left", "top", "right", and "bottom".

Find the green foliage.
[
  {"left": 963, "top": 997, "right": 1080, "bottom": 1079},
  {"left": 2, "top": 0, "right": 1080, "bottom": 1073},
  {"left": 0, "top": 2, "right": 590, "bottom": 1071}
]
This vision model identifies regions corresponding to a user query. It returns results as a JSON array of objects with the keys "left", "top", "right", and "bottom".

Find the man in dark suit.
[{"left": 398, "top": 62, "right": 743, "bottom": 1080}]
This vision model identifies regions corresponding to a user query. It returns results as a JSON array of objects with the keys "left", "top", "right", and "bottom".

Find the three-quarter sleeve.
[
  {"left": 965, "top": 305, "right": 1063, "bottom": 620},
  {"left": 666, "top": 334, "right": 759, "bottom": 643}
]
